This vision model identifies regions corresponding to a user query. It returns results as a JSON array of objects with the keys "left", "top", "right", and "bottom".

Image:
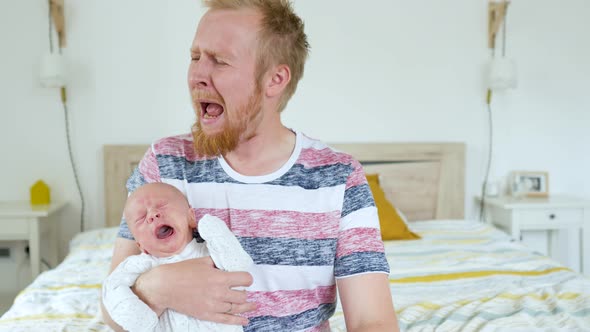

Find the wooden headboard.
[{"left": 103, "top": 143, "right": 465, "bottom": 228}]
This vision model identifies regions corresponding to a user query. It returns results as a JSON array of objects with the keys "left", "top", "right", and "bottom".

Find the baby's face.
[{"left": 124, "top": 183, "right": 195, "bottom": 257}]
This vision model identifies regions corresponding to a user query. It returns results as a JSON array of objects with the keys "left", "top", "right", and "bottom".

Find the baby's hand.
[{"left": 198, "top": 214, "right": 254, "bottom": 272}]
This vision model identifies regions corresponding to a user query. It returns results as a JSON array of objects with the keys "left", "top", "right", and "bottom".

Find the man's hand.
[{"left": 133, "top": 256, "right": 256, "bottom": 326}]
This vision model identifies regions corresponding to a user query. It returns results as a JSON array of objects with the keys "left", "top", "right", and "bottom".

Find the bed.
[{"left": 1, "top": 142, "right": 589, "bottom": 331}]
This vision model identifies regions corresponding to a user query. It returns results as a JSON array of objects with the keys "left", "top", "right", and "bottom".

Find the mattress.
[{"left": 1, "top": 220, "right": 589, "bottom": 331}]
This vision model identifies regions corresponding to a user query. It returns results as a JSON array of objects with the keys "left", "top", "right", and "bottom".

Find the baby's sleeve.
[{"left": 102, "top": 255, "right": 159, "bottom": 332}]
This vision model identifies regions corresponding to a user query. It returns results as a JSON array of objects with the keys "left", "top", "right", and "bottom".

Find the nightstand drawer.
[{"left": 518, "top": 208, "right": 584, "bottom": 228}]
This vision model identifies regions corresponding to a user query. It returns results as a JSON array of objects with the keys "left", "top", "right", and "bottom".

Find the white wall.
[{"left": 1, "top": 0, "right": 589, "bottom": 276}]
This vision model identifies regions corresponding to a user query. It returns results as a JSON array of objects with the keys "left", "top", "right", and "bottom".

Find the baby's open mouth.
[
  {"left": 156, "top": 225, "right": 175, "bottom": 239},
  {"left": 200, "top": 102, "right": 224, "bottom": 119}
]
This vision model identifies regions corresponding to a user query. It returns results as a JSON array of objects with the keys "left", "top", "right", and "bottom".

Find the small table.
[
  {"left": 0, "top": 201, "right": 66, "bottom": 278},
  {"left": 478, "top": 195, "right": 589, "bottom": 274}
]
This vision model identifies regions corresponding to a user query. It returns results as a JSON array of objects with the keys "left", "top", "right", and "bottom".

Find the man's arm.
[
  {"left": 101, "top": 237, "right": 256, "bottom": 330},
  {"left": 337, "top": 273, "right": 399, "bottom": 332}
]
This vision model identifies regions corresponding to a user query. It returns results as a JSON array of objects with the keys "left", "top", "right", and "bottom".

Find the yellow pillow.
[{"left": 366, "top": 174, "right": 420, "bottom": 240}]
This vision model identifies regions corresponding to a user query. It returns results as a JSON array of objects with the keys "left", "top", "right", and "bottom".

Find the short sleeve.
[
  {"left": 334, "top": 159, "right": 390, "bottom": 278},
  {"left": 117, "top": 146, "right": 161, "bottom": 240}
]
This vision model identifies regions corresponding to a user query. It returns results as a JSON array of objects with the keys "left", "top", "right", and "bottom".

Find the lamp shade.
[
  {"left": 40, "top": 53, "right": 66, "bottom": 88},
  {"left": 488, "top": 57, "right": 517, "bottom": 90}
]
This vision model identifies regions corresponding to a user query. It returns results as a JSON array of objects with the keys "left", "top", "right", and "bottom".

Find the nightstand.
[
  {"left": 478, "top": 195, "right": 589, "bottom": 274},
  {"left": 0, "top": 201, "right": 66, "bottom": 278}
]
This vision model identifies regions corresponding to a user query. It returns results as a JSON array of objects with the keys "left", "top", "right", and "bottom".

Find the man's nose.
[{"left": 188, "top": 58, "right": 212, "bottom": 89}]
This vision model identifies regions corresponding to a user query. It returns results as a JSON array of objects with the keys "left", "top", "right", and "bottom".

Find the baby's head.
[{"left": 123, "top": 183, "right": 196, "bottom": 258}]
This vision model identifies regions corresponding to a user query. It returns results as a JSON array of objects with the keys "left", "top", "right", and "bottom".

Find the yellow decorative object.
[
  {"left": 366, "top": 174, "right": 420, "bottom": 241},
  {"left": 30, "top": 180, "right": 51, "bottom": 205}
]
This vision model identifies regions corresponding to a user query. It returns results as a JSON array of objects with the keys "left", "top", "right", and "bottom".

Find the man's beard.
[{"left": 191, "top": 87, "right": 262, "bottom": 157}]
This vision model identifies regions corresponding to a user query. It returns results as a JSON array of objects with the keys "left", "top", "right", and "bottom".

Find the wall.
[{"left": 0, "top": 0, "right": 588, "bottom": 287}]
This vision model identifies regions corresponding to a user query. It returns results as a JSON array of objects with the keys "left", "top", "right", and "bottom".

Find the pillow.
[{"left": 366, "top": 174, "right": 420, "bottom": 240}]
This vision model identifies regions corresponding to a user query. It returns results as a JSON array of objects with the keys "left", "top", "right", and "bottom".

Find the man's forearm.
[
  {"left": 348, "top": 322, "right": 400, "bottom": 332},
  {"left": 132, "top": 265, "right": 166, "bottom": 316}
]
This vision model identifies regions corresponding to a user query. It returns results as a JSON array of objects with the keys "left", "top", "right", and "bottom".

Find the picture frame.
[{"left": 510, "top": 171, "right": 549, "bottom": 197}]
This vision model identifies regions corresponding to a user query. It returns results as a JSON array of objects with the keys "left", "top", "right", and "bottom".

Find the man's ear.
[
  {"left": 265, "top": 64, "right": 291, "bottom": 98},
  {"left": 188, "top": 208, "right": 197, "bottom": 228}
]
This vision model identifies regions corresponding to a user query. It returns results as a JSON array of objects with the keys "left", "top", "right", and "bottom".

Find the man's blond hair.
[{"left": 203, "top": 0, "right": 310, "bottom": 112}]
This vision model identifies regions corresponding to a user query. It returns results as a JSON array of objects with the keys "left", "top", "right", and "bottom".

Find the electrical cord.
[
  {"left": 61, "top": 90, "right": 86, "bottom": 233},
  {"left": 48, "top": 0, "right": 85, "bottom": 232},
  {"left": 48, "top": 0, "right": 53, "bottom": 53},
  {"left": 502, "top": 3, "right": 508, "bottom": 57},
  {"left": 481, "top": 3, "right": 509, "bottom": 221},
  {"left": 479, "top": 103, "right": 494, "bottom": 221}
]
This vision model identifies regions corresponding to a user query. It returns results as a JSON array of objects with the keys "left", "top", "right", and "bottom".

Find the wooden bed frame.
[{"left": 103, "top": 143, "right": 465, "bottom": 227}]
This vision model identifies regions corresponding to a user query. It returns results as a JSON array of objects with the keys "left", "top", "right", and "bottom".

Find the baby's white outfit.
[{"left": 102, "top": 214, "right": 253, "bottom": 332}]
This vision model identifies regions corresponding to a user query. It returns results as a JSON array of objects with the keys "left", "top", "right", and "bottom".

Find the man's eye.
[
  {"left": 215, "top": 58, "right": 227, "bottom": 65},
  {"left": 191, "top": 55, "right": 200, "bottom": 61}
]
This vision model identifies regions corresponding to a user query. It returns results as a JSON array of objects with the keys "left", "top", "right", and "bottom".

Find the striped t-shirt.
[{"left": 117, "top": 131, "right": 389, "bottom": 332}]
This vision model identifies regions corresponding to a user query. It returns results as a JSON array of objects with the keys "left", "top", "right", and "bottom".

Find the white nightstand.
[
  {"left": 478, "top": 195, "right": 589, "bottom": 274},
  {"left": 0, "top": 201, "right": 66, "bottom": 278}
]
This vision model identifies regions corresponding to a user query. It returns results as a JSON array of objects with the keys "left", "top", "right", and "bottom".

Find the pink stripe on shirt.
[
  {"left": 245, "top": 285, "right": 336, "bottom": 318},
  {"left": 336, "top": 228, "right": 384, "bottom": 258},
  {"left": 344, "top": 159, "right": 367, "bottom": 189},
  {"left": 193, "top": 208, "right": 229, "bottom": 225},
  {"left": 138, "top": 149, "right": 161, "bottom": 182},
  {"left": 194, "top": 208, "right": 341, "bottom": 240},
  {"left": 305, "top": 320, "right": 331, "bottom": 332},
  {"left": 298, "top": 147, "right": 354, "bottom": 169}
]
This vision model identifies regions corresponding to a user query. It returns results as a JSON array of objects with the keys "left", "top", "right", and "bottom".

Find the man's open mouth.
[
  {"left": 156, "top": 224, "right": 175, "bottom": 239},
  {"left": 200, "top": 102, "right": 224, "bottom": 119}
]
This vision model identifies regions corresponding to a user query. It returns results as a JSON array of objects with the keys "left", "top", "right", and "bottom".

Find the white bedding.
[{"left": 0, "top": 228, "right": 115, "bottom": 331}]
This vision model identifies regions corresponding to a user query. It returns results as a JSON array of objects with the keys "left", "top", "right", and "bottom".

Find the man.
[{"left": 102, "top": 0, "right": 399, "bottom": 331}]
